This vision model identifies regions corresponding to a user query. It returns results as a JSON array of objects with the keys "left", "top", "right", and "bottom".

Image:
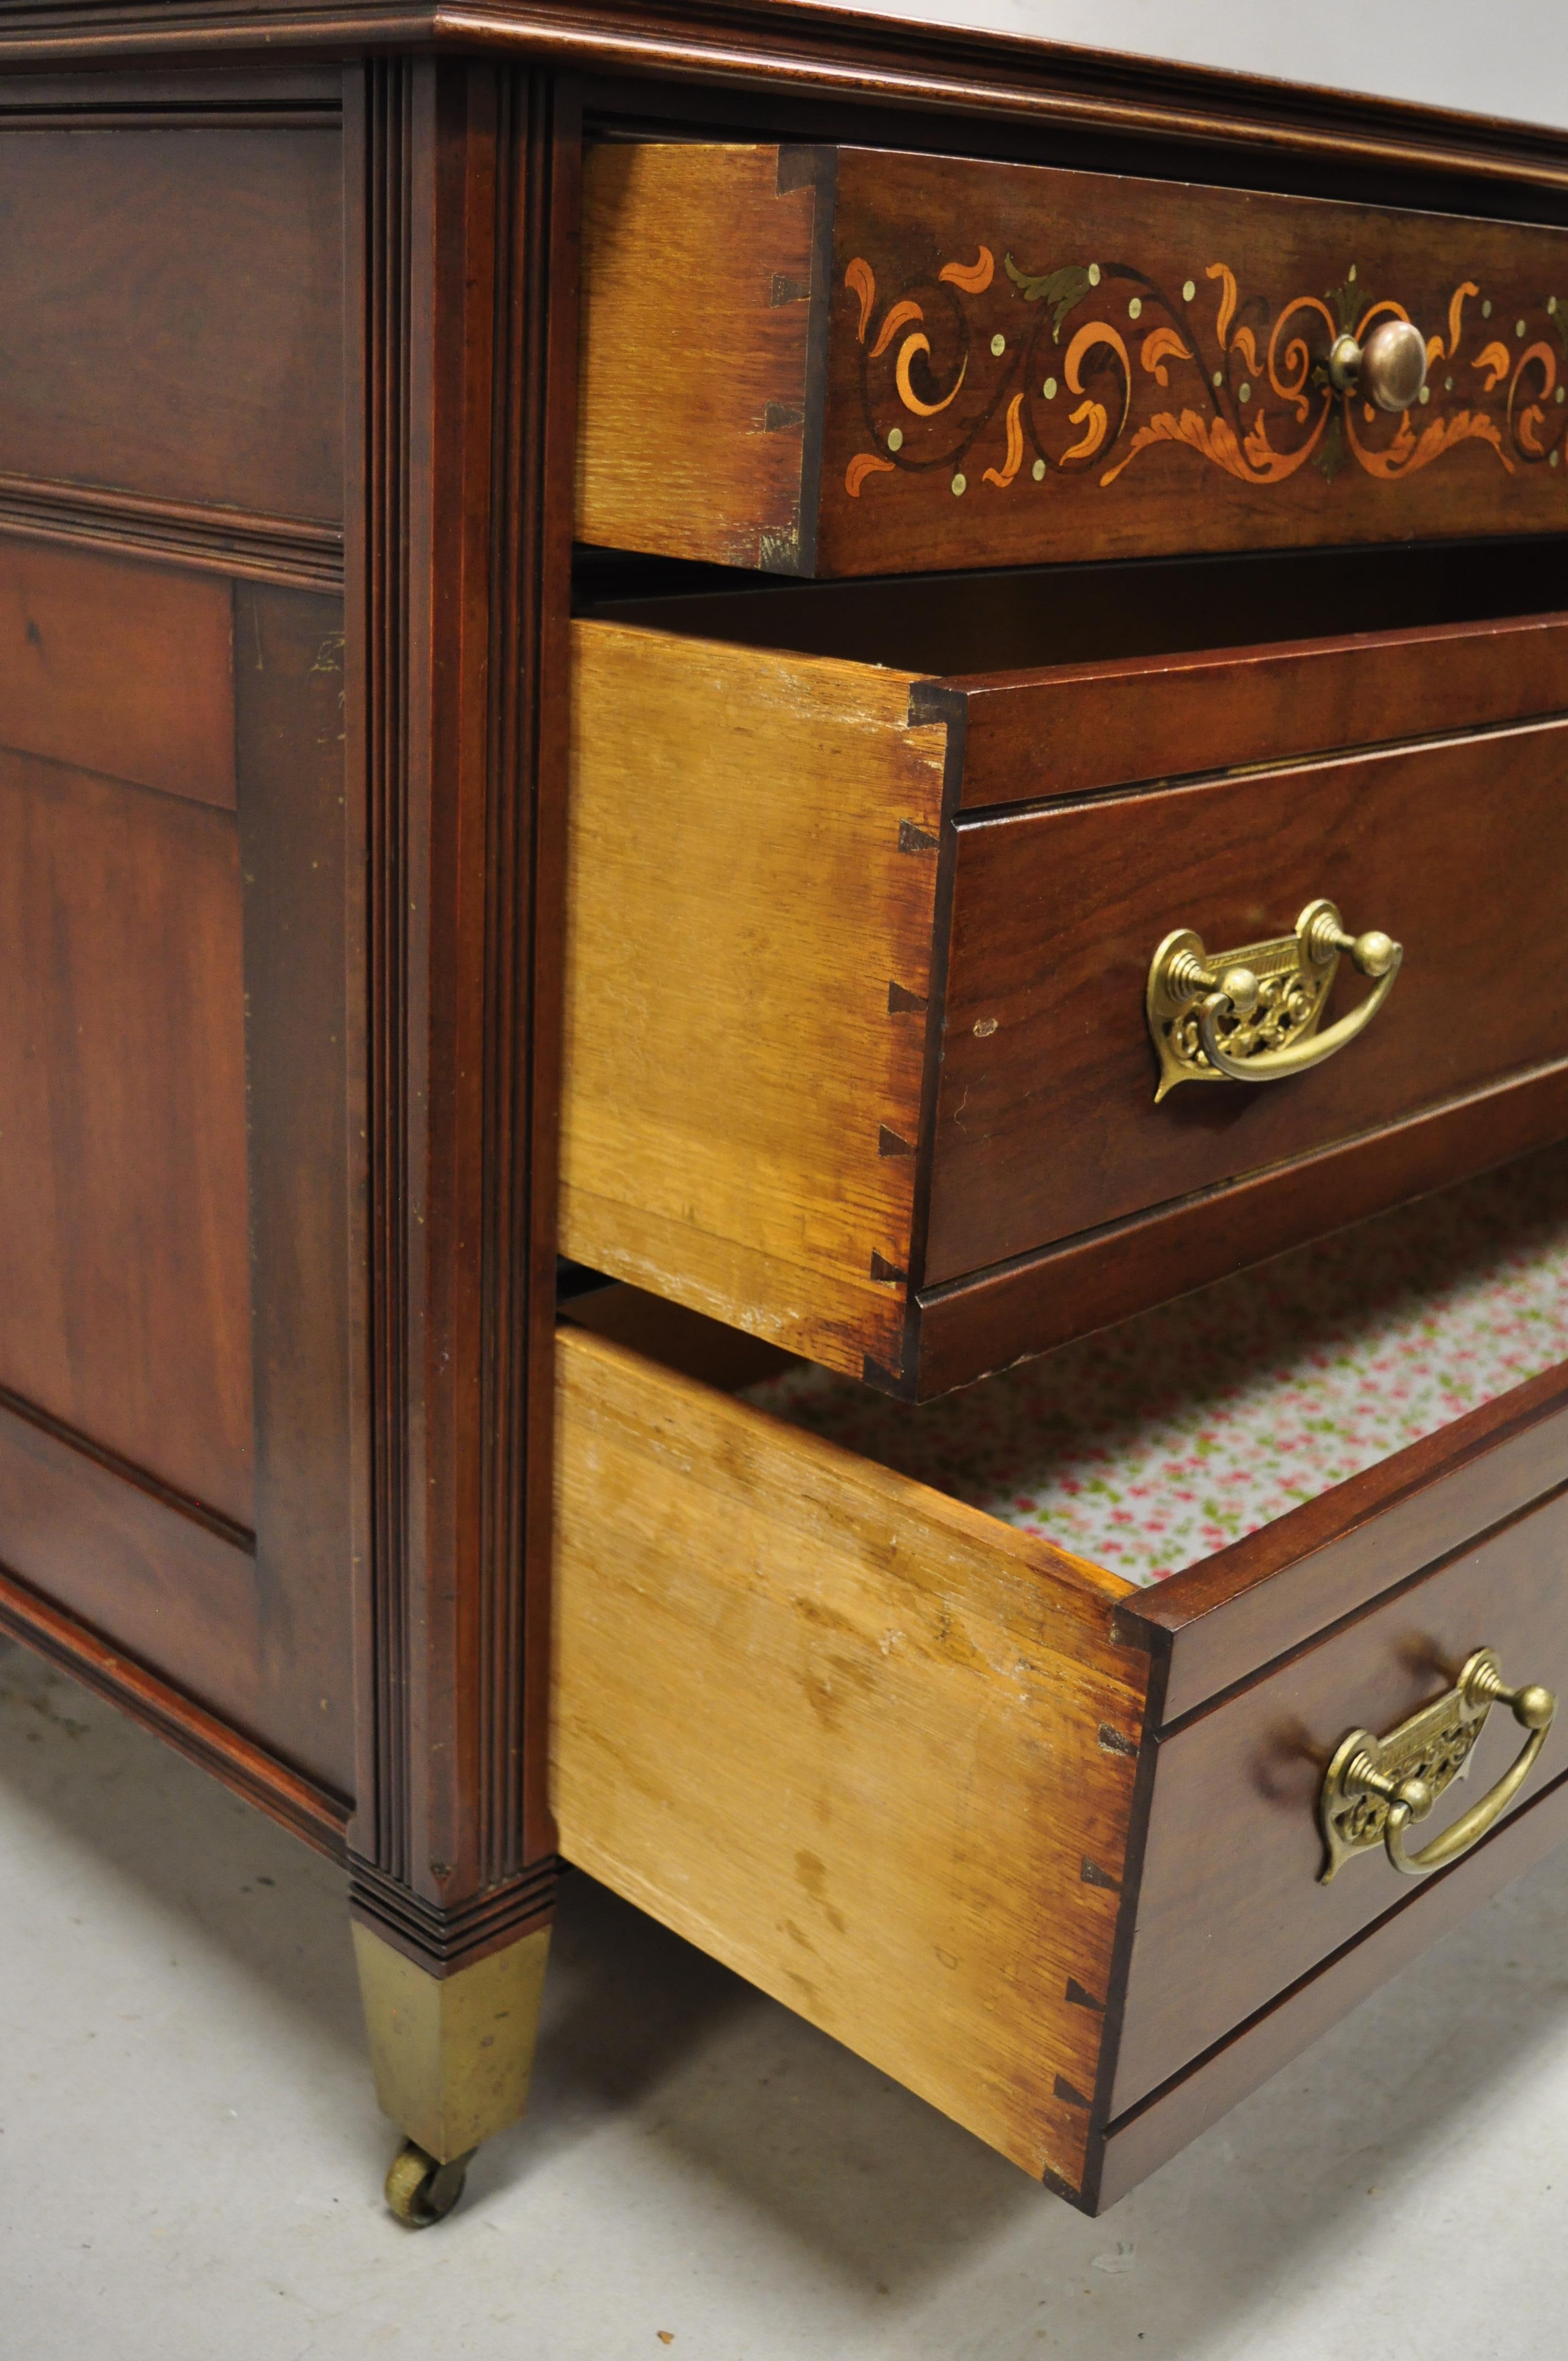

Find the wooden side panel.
[
  {"left": 0, "top": 536, "right": 236, "bottom": 806},
  {"left": 0, "top": 126, "right": 343, "bottom": 522},
  {"left": 820, "top": 146, "right": 1568, "bottom": 576},
  {"left": 0, "top": 743, "right": 254, "bottom": 1526},
  {"left": 929, "top": 717, "right": 1568, "bottom": 1285},
  {"left": 562, "top": 621, "right": 946, "bottom": 1384},
  {"left": 576, "top": 143, "right": 819, "bottom": 570},
  {"left": 949, "top": 610, "right": 1568, "bottom": 809},
  {"left": 235, "top": 582, "right": 356, "bottom": 1794},
  {"left": 1112, "top": 1483, "right": 1568, "bottom": 2116},
  {"left": 0, "top": 1396, "right": 255, "bottom": 1699},
  {"left": 551, "top": 1324, "right": 1147, "bottom": 2192}
]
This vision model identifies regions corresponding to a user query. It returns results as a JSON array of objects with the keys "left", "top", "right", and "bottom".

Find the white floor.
[{"left": 4, "top": 1634, "right": 1568, "bottom": 2360}]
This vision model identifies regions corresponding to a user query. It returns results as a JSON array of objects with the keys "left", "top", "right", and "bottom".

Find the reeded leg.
[{"left": 353, "top": 1921, "right": 551, "bottom": 2225}]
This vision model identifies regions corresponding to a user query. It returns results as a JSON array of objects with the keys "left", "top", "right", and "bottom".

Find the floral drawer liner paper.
[{"left": 741, "top": 1143, "right": 1568, "bottom": 1587}]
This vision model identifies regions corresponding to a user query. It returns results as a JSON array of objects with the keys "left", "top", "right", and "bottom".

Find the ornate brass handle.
[
  {"left": 1328, "top": 316, "right": 1429, "bottom": 410},
  {"left": 1146, "top": 898, "right": 1401, "bottom": 1101},
  {"left": 1319, "top": 1650, "right": 1556, "bottom": 1884}
]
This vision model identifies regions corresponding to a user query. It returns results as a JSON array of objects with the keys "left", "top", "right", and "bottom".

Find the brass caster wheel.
[{"left": 384, "top": 2139, "right": 474, "bottom": 2226}]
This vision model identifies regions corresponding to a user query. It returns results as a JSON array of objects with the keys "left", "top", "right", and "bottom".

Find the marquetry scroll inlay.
[{"left": 843, "top": 246, "right": 1568, "bottom": 502}]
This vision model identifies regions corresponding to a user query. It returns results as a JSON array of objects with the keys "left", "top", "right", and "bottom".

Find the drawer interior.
[
  {"left": 578, "top": 532, "right": 1568, "bottom": 683},
  {"left": 556, "top": 1139, "right": 1568, "bottom": 2207},
  {"left": 569, "top": 1139, "right": 1568, "bottom": 1598}
]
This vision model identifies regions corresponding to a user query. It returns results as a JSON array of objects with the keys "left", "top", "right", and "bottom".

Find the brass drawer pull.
[
  {"left": 1327, "top": 315, "right": 1430, "bottom": 411},
  {"left": 1319, "top": 1650, "right": 1556, "bottom": 1884},
  {"left": 1146, "top": 897, "right": 1401, "bottom": 1101}
]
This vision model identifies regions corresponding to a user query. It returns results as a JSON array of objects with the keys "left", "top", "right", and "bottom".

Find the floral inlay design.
[{"left": 842, "top": 244, "right": 1568, "bottom": 499}]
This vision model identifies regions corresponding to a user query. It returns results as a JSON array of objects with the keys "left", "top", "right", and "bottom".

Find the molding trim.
[
  {"left": 346, "top": 55, "right": 567, "bottom": 1958},
  {"left": 0, "top": 472, "right": 344, "bottom": 590},
  {"left": 0, "top": 1380, "right": 256, "bottom": 1553},
  {"left": 0, "top": 6, "right": 1566, "bottom": 197},
  {"left": 0, "top": 1563, "right": 352, "bottom": 1857},
  {"left": 355, "top": 47, "right": 416, "bottom": 1889},
  {"left": 349, "top": 1853, "right": 557, "bottom": 1971}
]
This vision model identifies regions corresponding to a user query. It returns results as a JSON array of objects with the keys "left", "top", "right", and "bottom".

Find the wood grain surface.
[
  {"left": 1095, "top": 1759, "right": 1568, "bottom": 2209},
  {"left": 823, "top": 146, "right": 1568, "bottom": 575},
  {"left": 930, "top": 716, "right": 1568, "bottom": 1283},
  {"left": 0, "top": 1549, "right": 351, "bottom": 1860},
  {"left": 941, "top": 608, "right": 1568, "bottom": 807},
  {"left": 562, "top": 617, "right": 949, "bottom": 1384},
  {"left": 916, "top": 1058, "right": 1568, "bottom": 1399},
  {"left": 0, "top": 126, "right": 343, "bottom": 521},
  {"left": 0, "top": 1391, "right": 266, "bottom": 1728},
  {"left": 552, "top": 1321, "right": 1147, "bottom": 2194},
  {"left": 235, "top": 583, "right": 356, "bottom": 1794},
  {"left": 576, "top": 142, "right": 823, "bottom": 570},
  {"left": 1113, "top": 1481, "right": 1568, "bottom": 2114},
  {"left": 0, "top": 743, "right": 254, "bottom": 1525},
  {"left": 0, "top": 536, "right": 236, "bottom": 806},
  {"left": 574, "top": 141, "right": 1568, "bottom": 578}
]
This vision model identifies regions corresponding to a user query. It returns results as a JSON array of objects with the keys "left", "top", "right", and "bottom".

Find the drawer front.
[
  {"left": 1113, "top": 1481, "right": 1568, "bottom": 2117},
  {"left": 929, "top": 714, "right": 1568, "bottom": 1284},
  {"left": 579, "top": 142, "right": 1568, "bottom": 578}
]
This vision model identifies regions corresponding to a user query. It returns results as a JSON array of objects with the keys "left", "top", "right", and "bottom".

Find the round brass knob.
[
  {"left": 1349, "top": 928, "right": 1397, "bottom": 979},
  {"left": 1515, "top": 1684, "right": 1556, "bottom": 1732},
  {"left": 1217, "top": 964, "right": 1260, "bottom": 1015},
  {"left": 1327, "top": 317, "right": 1428, "bottom": 412}
]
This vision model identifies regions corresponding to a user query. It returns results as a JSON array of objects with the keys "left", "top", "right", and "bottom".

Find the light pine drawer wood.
[
  {"left": 563, "top": 570, "right": 1568, "bottom": 1397},
  {"left": 552, "top": 1293, "right": 1568, "bottom": 2213},
  {"left": 577, "top": 142, "right": 1568, "bottom": 578}
]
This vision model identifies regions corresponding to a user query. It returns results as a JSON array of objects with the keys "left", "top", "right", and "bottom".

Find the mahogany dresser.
[{"left": 3, "top": 0, "right": 1568, "bottom": 2231}]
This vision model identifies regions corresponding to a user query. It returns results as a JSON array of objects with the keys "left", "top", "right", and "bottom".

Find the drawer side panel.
[
  {"left": 563, "top": 621, "right": 946, "bottom": 1384},
  {"left": 552, "top": 1324, "right": 1146, "bottom": 2193},
  {"left": 576, "top": 144, "right": 820, "bottom": 572}
]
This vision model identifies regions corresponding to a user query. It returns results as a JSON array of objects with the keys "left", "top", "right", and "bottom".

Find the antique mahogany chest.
[{"left": 2, "top": 0, "right": 1568, "bottom": 2229}]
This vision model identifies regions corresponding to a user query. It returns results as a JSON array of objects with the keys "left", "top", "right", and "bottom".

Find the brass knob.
[{"left": 1327, "top": 317, "right": 1428, "bottom": 411}]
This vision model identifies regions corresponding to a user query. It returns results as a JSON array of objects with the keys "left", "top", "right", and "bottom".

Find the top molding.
[{"left": 1, "top": 0, "right": 1567, "bottom": 198}]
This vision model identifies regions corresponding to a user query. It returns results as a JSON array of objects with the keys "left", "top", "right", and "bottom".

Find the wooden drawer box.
[
  {"left": 563, "top": 553, "right": 1568, "bottom": 1397},
  {"left": 553, "top": 1154, "right": 1568, "bottom": 2211},
  {"left": 578, "top": 142, "right": 1568, "bottom": 578}
]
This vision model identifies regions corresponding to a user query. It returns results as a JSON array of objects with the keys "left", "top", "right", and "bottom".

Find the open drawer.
[
  {"left": 578, "top": 142, "right": 1568, "bottom": 578},
  {"left": 563, "top": 540, "right": 1568, "bottom": 1396},
  {"left": 552, "top": 1145, "right": 1568, "bottom": 2211}
]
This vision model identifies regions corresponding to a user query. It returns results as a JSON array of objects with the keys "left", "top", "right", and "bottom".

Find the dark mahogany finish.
[{"left": 1, "top": 0, "right": 1567, "bottom": 2220}]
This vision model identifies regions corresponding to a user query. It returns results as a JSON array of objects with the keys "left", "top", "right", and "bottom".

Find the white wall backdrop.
[{"left": 817, "top": 0, "right": 1568, "bottom": 132}]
